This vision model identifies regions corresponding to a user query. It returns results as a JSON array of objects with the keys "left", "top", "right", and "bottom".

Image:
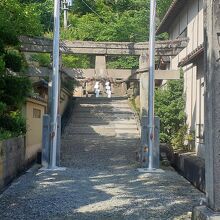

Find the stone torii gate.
[
  {"left": 19, "top": 36, "right": 188, "bottom": 168},
  {"left": 19, "top": 36, "right": 188, "bottom": 112}
]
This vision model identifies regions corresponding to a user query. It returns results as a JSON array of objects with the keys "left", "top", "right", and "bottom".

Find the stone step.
[
  {"left": 64, "top": 127, "right": 115, "bottom": 134},
  {"left": 73, "top": 108, "right": 133, "bottom": 114},
  {"left": 61, "top": 136, "right": 139, "bottom": 141},
  {"left": 68, "top": 114, "right": 135, "bottom": 120},
  {"left": 65, "top": 124, "right": 138, "bottom": 129},
  {"left": 61, "top": 96, "right": 140, "bottom": 147},
  {"left": 63, "top": 128, "right": 139, "bottom": 135},
  {"left": 116, "top": 133, "right": 140, "bottom": 138},
  {"left": 67, "top": 118, "right": 137, "bottom": 124},
  {"left": 76, "top": 104, "right": 130, "bottom": 109},
  {"left": 64, "top": 122, "right": 138, "bottom": 128},
  {"left": 61, "top": 138, "right": 139, "bottom": 145},
  {"left": 77, "top": 99, "right": 128, "bottom": 102},
  {"left": 72, "top": 108, "right": 134, "bottom": 115},
  {"left": 69, "top": 112, "right": 134, "bottom": 118},
  {"left": 63, "top": 127, "right": 139, "bottom": 135},
  {"left": 76, "top": 97, "right": 128, "bottom": 102},
  {"left": 61, "top": 133, "right": 139, "bottom": 141},
  {"left": 61, "top": 142, "right": 139, "bottom": 149},
  {"left": 61, "top": 139, "right": 139, "bottom": 146},
  {"left": 62, "top": 132, "right": 116, "bottom": 137}
]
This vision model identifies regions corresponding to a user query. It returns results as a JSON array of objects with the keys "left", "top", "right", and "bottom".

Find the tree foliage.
[
  {"left": 0, "top": 73, "right": 32, "bottom": 140},
  {"left": 57, "top": 0, "right": 172, "bottom": 68},
  {"left": 155, "top": 71, "right": 185, "bottom": 147},
  {"left": 0, "top": 0, "right": 43, "bottom": 37},
  {"left": 0, "top": 0, "right": 43, "bottom": 140}
]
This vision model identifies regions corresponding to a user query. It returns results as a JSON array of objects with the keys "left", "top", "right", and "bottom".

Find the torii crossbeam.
[{"left": 19, "top": 36, "right": 188, "bottom": 57}]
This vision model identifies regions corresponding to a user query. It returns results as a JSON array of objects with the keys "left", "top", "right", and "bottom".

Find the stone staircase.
[{"left": 61, "top": 97, "right": 140, "bottom": 168}]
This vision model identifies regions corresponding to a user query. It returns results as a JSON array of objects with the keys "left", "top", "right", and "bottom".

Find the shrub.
[
  {"left": 0, "top": 111, "right": 26, "bottom": 137},
  {"left": 0, "top": 75, "right": 32, "bottom": 109},
  {"left": 0, "top": 40, "right": 5, "bottom": 55},
  {"left": 4, "top": 50, "right": 22, "bottom": 72},
  {"left": 0, "top": 56, "right": 5, "bottom": 74},
  {"left": 155, "top": 70, "right": 186, "bottom": 148},
  {"left": 0, "top": 102, "right": 6, "bottom": 116},
  {"left": 171, "top": 125, "right": 187, "bottom": 150},
  {"left": 0, "top": 129, "right": 12, "bottom": 141},
  {"left": 30, "top": 53, "right": 51, "bottom": 67}
]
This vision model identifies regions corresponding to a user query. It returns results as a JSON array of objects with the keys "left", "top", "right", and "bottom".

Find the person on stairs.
[
  {"left": 94, "top": 81, "right": 100, "bottom": 97},
  {"left": 105, "top": 81, "right": 111, "bottom": 98}
]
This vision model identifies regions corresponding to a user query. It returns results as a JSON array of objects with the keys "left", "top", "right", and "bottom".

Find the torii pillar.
[
  {"left": 139, "top": 53, "right": 149, "bottom": 117},
  {"left": 192, "top": 0, "right": 220, "bottom": 219},
  {"left": 95, "top": 55, "right": 107, "bottom": 78},
  {"left": 138, "top": 53, "right": 160, "bottom": 168}
]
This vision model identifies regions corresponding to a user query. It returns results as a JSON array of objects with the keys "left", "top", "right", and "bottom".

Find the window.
[
  {"left": 33, "top": 108, "right": 41, "bottom": 118},
  {"left": 196, "top": 123, "right": 204, "bottom": 142}
]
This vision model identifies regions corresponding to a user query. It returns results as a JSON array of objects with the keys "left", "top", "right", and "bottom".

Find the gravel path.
[
  {"left": 0, "top": 139, "right": 204, "bottom": 220},
  {"left": 0, "top": 98, "right": 204, "bottom": 220}
]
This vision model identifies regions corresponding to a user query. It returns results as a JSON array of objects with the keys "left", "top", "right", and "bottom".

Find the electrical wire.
[{"left": 81, "top": 0, "right": 104, "bottom": 20}]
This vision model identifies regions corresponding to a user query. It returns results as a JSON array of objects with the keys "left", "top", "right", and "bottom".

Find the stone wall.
[
  {"left": 0, "top": 136, "right": 25, "bottom": 192},
  {"left": 172, "top": 152, "right": 205, "bottom": 192}
]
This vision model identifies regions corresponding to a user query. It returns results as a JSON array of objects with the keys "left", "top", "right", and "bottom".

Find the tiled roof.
[
  {"left": 28, "top": 95, "right": 47, "bottom": 103},
  {"left": 178, "top": 44, "right": 204, "bottom": 67},
  {"left": 156, "top": 0, "right": 187, "bottom": 35}
]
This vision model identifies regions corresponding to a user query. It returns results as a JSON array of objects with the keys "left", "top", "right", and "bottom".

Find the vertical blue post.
[
  {"left": 42, "top": 114, "right": 50, "bottom": 168},
  {"left": 140, "top": 116, "right": 160, "bottom": 169},
  {"left": 56, "top": 114, "right": 61, "bottom": 166},
  {"left": 147, "top": 0, "right": 157, "bottom": 170}
]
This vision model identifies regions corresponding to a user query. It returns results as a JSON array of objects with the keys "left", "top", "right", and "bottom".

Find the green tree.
[
  {"left": 0, "top": 0, "right": 43, "bottom": 140},
  {"left": 58, "top": 0, "right": 172, "bottom": 68},
  {"left": 155, "top": 72, "right": 185, "bottom": 146},
  {"left": 0, "top": 0, "right": 43, "bottom": 37}
]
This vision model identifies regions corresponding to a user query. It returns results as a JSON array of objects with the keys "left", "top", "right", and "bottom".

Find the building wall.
[
  {"left": 25, "top": 98, "right": 47, "bottom": 162},
  {"left": 24, "top": 89, "right": 71, "bottom": 163},
  {"left": 60, "top": 88, "right": 71, "bottom": 115},
  {"left": 168, "top": 0, "right": 205, "bottom": 157}
]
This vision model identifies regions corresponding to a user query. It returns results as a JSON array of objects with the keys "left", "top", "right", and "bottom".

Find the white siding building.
[{"left": 157, "top": 0, "right": 205, "bottom": 158}]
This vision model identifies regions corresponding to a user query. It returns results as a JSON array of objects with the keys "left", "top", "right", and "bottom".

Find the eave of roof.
[
  {"left": 178, "top": 44, "right": 204, "bottom": 67},
  {"left": 33, "top": 79, "right": 48, "bottom": 88},
  {"left": 156, "top": 0, "right": 187, "bottom": 35},
  {"left": 28, "top": 95, "right": 47, "bottom": 103}
]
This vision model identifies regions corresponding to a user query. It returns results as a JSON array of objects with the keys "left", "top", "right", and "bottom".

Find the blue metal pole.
[{"left": 49, "top": 0, "right": 61, "bottom": 169}]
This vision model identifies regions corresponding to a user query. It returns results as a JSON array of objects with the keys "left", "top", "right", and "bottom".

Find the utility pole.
[
  {"left": 63, "top": 0, "right": 68, "bottom": 29},
  {"left": 147, "top": 0, "right": 156, "bottom": 170},
  {"left": 62, "top": 0, "right": 72, "bottom": 29},
  {"left": 49, "top": 0, "right": 61, "bottom": 169}
]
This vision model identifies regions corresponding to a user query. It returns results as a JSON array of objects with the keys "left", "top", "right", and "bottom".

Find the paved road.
[{"left": 0, "top": 98, "right": 204, "bottom": 219}]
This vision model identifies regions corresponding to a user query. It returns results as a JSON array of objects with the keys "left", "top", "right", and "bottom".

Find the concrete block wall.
[{"left": 0, "top": 136, "right": 25, "bottom": 192}]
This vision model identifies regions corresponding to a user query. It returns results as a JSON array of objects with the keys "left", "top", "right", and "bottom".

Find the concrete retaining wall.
[
  {"left": 0, "top": 136, "right": 25, "bottom": 192},
  {"left": 172, "top": 152, "right": 205, "bottom": 192}
]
